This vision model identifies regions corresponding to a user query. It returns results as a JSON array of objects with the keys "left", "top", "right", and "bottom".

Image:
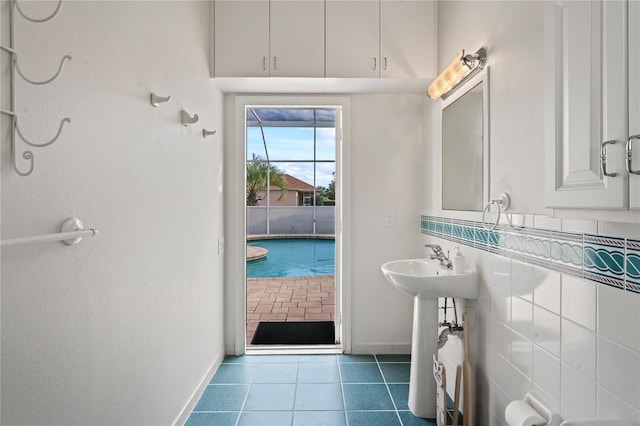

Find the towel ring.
[{"left": 481, "top": 193, "right": 511, "bottom": 230}]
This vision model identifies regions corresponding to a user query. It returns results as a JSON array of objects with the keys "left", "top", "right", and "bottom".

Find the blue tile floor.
[{"left": 186, "top": 354, "right": 437, "bottom": 426}]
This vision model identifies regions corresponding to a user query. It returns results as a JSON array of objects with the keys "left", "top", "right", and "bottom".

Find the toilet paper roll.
[{"left": 505, "top": 400, "right": 547, "bottom": 426}]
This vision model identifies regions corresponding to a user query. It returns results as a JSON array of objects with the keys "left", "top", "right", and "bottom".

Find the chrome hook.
[
  {"left": 181, "top": 110, "right": 199, "bottom": 127},
  {"left": 15, "top": 54, "right": 71, "bottom": 85},
  {"left": 14, "top": 0, "right": 63, "bottom": 23},
  {"left": 150, "top": 93, "right": 171, "bottom": 107},
  {"left": 202, "top": 129, "right": 217, "bottom": 138}
]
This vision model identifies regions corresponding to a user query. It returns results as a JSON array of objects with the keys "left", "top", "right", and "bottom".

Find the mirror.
[{"left": 441, "top": 72, "right": 488, "bottom": 211}]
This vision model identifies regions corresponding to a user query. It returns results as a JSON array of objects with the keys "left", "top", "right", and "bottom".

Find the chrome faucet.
[{"left": 425, "top": 244, "right": 453, "bottom": 269}]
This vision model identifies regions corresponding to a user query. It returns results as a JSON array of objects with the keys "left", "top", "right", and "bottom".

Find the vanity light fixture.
[{"left": 427, "top": 48, "right": 487, "bottom": 100}]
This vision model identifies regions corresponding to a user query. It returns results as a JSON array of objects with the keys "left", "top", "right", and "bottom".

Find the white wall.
[
  {"left": 1, "top": 2, "right": 225, "bottom": 424},
  {"left": 427, "top": 1, "right": 640, "bottom": 424},
  {"left": 349, "top": 94, "right": 423, "bottom": 353}
]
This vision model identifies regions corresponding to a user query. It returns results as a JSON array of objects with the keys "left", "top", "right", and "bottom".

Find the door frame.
[{"left": 225, "top": 95, "right": 352, "bottom": 354}]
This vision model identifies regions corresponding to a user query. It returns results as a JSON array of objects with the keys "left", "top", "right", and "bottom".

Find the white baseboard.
[
  {"left": 173, "top": 349, "right": 225, "bottom": 426},
  {"left": 350, "top": 343, "right": 411, "bottom": 355}
]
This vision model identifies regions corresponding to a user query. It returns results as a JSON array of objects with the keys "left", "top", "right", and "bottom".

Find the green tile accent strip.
[{"left": 421, "top": 215, "right": 638, "bottom": 294}]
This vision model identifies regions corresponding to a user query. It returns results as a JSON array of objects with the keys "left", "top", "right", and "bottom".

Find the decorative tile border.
[
  {"left": 421, "top": 215, "right": 640, "bottom": 294},
  {"left": 627, "top": 239, "right": 640, "bottom": 293},
  {"left": 583, "top": 235, "right": 625, "bottom": 289}
]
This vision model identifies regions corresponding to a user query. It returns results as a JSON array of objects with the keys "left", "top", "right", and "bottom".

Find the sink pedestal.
[
  {"left": 408, "top": 296, "right": 438, "bottom": 418},
  {"left": 380, "top": 258, "right": 478, "bottom": 419}
]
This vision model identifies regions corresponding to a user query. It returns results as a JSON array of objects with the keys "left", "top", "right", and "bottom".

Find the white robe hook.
[
  {"left": 202, "top": 129, "right": 217, "bottom": 138},
  {"left": 181, "top": 110, "right": 199, "bottom": 127},
  {"left": 150, "top": 93, "right": 171, "bottom": 107}
]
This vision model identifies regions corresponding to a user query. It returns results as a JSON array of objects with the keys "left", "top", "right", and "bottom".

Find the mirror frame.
[{"left": 440, "top": 67, "right": 490, "bottom": 212}]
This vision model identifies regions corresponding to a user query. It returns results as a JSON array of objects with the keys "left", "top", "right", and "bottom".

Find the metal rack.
[{"left": 0, "top": 0, "right": 71, "bottom": 176}]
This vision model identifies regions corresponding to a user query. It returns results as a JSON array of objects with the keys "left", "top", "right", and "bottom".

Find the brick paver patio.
[{"left": 246, "top": 275, "right": 335, "bottom": 345}]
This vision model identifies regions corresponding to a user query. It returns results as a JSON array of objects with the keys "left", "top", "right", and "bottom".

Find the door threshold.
[{"left": 246, "top": 344, "right": 342, "bottom": 355}]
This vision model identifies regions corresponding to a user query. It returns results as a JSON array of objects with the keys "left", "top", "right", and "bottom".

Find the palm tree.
[{"left": 246, "top": 154, "right": 288, "bottom": 206}]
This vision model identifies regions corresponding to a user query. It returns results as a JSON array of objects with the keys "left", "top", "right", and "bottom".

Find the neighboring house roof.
[{"left": 280, "top": 174, "right": 319, "bottom": 192}]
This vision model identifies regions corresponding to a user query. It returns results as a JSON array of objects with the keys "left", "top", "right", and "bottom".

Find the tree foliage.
[
  {"left": 321, "top": 175, "right": 336, "bottom": 204},
  {"left": 246, "top": 154, "right": 288, "bottom": 206}
]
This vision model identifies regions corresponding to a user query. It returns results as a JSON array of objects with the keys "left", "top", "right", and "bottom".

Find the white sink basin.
[{"left": 381, "top": 258, "right": 479, "bottom": 299}]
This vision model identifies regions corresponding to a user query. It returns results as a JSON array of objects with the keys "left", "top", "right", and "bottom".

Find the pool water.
[{"left": 246, "top": 238, "right": 335, "bottom": 278}]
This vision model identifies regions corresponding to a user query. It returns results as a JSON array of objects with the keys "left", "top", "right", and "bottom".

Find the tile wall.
[{"left": 422, "top": 215, "right": 640, "bottom": 424}]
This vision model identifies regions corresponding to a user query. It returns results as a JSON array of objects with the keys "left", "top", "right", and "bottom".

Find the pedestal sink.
[{"left": 380, "top": 259, "right": 478, "bottom": 418}]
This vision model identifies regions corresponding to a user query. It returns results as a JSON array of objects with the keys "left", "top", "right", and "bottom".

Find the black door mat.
[{"left": 251, "top": 321, "right": 335, "bottom": 345}]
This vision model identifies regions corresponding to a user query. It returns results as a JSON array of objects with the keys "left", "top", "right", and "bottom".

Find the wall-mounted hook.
[
  {"left": 181, "top": 110, "right": 199, "bottom": 127},
  {"left": 202, "top": 129, "right": 217, "bottom": 138},
  {"left": 150, "top": 93, "right": 171, "bottom": 108},
  {"left": 1, "top": 112, "right": 66, "bottom": 176},
  {"left": 15, "top": 0, "right": 63, "bottom": 23},
  {"left": 15, "top": 117, "right": 71, "bottom": 148},
  {"left": 13, "top": 150, "right": 34, "bottom": 177},
  {"left": 16, "top": 54, "right": 71, "bottom": 85}
]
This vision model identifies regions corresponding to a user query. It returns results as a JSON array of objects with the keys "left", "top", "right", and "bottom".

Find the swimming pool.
[{"left": 246, "top": 238, "right": 335, "bottom": 278}]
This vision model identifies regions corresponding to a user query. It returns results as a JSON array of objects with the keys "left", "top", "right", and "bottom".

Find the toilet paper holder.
[{"left": 506, "top": 392, "right": 562, "bottom": 426}]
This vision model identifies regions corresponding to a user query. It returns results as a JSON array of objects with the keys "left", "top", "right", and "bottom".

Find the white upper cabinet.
[
  {"left": 380, "top": 0, "right": 436, "bottom": 78},
  {"left": 326, "top": 1, "right": 380, "bottom": 78},
  {"left": 270, "top": 0, "right": 325, "bottom": 77},
  {"left": 545, "top": 0, "right": 629, "bottom": 209},
  {"left": 214, "top": 1, "right": 270, "bottom": 77},
  {"left": 326, "top": 0, "right": 436, "bottom": 79},
  {"left": 214, "top": 0, "right": 324, "bottom": 78},
  {"left": 630, "top": 0, "right": 640, "bottom": 208}
]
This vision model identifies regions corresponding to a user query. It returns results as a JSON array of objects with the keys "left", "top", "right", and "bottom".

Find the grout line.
[
  {"left": 374, "top": 355, "right": 404, "bottom": 426},
  {"left": 234, "top": 364, "right": 255, "bottom": 426},
  {"left": 337, "top": 357, "right": 350, "bottom": 426},
  {"left": 291, "top": 361, "right": 299, "bottom": 426}
]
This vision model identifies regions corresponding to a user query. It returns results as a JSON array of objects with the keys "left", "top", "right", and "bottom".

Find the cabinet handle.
[
  {"left": 273, "top": 56, "right": 277, "bottom": 70},
  {"left": 262, "top": 56, "right": 266, "bottom": 71},
  {"left": 372, "top": 57, "right": 377, "bottom": 71},
  {"left": 383, "top": 57, "right": 388, "bottom": 71},
  {"left": 601, "top": 140, "right": 617, "bottom": 177},
  {"left": 627, "top": 135, "right": 640, "bottom": 175}
]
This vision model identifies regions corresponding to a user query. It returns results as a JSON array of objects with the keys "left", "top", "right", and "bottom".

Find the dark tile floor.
[{"left": 186, "top": 354, "right": 436, "bottom": 426}]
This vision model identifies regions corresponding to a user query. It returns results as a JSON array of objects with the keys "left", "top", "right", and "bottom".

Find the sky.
[{"left": 246, "top": 110, "right": 337, "bottom": 188}]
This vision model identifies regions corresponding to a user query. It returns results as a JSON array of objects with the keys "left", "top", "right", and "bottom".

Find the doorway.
[{"left": 244, "top": 106, "right": 341, "bottom": 350}]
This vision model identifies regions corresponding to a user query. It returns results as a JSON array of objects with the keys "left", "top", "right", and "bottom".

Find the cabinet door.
[
  {"left": 326, "top": 0, "right": 379, "bottom": 78},
  {"left": 270, "top": 0, "right": 325, "bottom": 77},
  {"left": 630, "top": 0, "right": 640, "bottom": 209},
  {"left": 215, "top": 1, "right": 270, "bottom": 77},
  {"left": 545, "top": 0, "right": 627, "bottom": 209},
  {"left": 380, "top": 0, "right": 436, "bottom": 78}
]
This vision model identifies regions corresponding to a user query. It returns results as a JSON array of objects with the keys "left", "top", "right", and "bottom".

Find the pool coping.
[{"left": 247, "top": 245, "right": 268, "bottom": 262}]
